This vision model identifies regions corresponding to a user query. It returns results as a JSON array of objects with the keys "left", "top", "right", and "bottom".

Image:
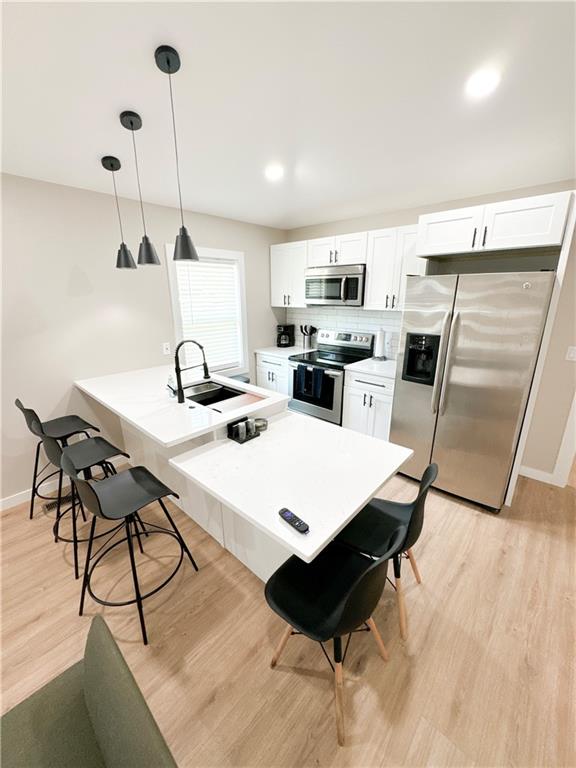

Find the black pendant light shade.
[
  {"left": 174, "top": 226, "right": 199, "bottom": 261},
  {"left": 155, "top": 45, "right": 199, "bottom": 262},
  {"left": 101, "top": 155, "right": 137, "bottom": 269},
  {"left": 116, "top": 242, "right": 137, "bottom": 269},
  {"left": 120, "top": 111, "right": 160, "bottom": 266}
]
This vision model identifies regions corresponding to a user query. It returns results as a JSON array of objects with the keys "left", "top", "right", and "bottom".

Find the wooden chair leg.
[
  {"left": 333, "top": 637, "right": 345, "bottom": 746},
  {"left": 334, "top": 661, "right": 345, "bottom": 746},
  {"left": 395, "top": 576, "right": 408, "bottom": 640},
  {"left": 406, "top": 548, "right": 422, "bottom": 584},
  {"left": 366, "top": 617, "right": 389, "bottom": 661},
  {"left": 270, "top": 624, "right": 293, "bottom": 668}
]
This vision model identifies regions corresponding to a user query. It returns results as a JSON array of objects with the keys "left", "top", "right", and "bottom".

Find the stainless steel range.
[{"left": 288, "top": 329, "right": 374, "bottom": 424}]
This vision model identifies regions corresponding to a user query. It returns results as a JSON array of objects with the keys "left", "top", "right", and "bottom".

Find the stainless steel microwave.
[{"left": 304, "top": 264, "right": 365, "bottom": 307}]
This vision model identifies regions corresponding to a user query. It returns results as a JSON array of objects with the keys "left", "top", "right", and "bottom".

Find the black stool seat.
[
  {"left": 42, "top": 414, "right": 99, "bottom": 441},
  {"left": 266, "top": 542, "right": 390, "bottom": 642},
  {"left": 335, "top": 499, "right": 411, "bottom": 558},
  {"left": 64, "top": 436, "right": 128, "bottom": 473},
  {"left": 88, "top": 467, "right": 175, "bottom": 520}
]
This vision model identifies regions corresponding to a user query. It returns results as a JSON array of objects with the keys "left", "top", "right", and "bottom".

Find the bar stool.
[
  {"left": 60, "top": 453, "right": 198, "bottom": 645},
  {"left": 335, "top": 463, "right": 438, "bottom": 639},
  {"left": 15, "top": 399, "right": 99, "bottom": 519},
  {"left": 265, "top": 530, "right": 404, "bottom": 746},
  {"left": 42, "top": 436, "right": 130, "bottom": 579}
]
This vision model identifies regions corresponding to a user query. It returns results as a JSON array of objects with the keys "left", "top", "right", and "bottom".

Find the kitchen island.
[{"left": 75, "top": 365, "right": 412, "bottom": 580}]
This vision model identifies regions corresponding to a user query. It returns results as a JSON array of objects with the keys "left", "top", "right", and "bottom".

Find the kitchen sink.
[{"left": 185, "top": 381, "right": 245, "bottom": 407}]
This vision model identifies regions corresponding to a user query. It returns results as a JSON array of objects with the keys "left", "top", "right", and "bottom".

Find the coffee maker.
[{"left": 276, "top": 324, "right": 295, "bottom": 348}]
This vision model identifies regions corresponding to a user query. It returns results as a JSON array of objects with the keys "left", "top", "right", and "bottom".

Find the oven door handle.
[
  {"left": 341, "top": 276, "right": 347, "bottom": 302},
  {"left": 431, "top": 311, "right": 452, "bottom": 414}
]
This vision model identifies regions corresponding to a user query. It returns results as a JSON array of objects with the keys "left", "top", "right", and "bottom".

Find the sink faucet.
[{"left": 174, "top": 339, "right": 210, "bottom": 404}]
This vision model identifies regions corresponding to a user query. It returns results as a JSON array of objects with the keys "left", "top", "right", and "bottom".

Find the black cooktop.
[{"left": 289, "top": 350, "right": 368, "bottom": 370}]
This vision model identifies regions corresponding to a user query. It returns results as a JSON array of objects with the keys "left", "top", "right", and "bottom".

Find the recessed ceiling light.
[
  {"left": 264, "top": 162, "right": 285, "bottom": 183},
  {"left": 465, "top": 68, "right": 501, "bottom": 100}
]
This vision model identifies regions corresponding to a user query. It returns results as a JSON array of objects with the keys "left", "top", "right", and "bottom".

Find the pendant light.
[
  {"left": 155, "top": 45, "right": 199, "bottom": 261},
  {"left": 101, "top": 156, "right": 136, "bottom": 269},
  {"left": 120, "top": 110, "right": 160, "bottom": 265}
]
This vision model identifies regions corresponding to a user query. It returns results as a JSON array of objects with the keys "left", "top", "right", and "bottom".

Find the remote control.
[{"left": 279, "top": 508, "right": 309, "bottom": 534}]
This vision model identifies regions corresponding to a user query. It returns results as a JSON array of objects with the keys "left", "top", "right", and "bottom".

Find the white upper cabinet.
[
  {"left": 364, "top": 225, "right": 424, "bottom": 311},
  {"left": 481, "top": 193, "right": 571, "bottom": 250},
  {"left": 397, "top": 225, "right": 426, "bottom": 309},
  {"left": 307, "top": 236, "right": 336, "bottom": 267},
  {"left": 307, "top": 232, "right": 367, "bottom": 267},
  {"left": 270, "top": 241, "right": 307, "bottom": 308},
  {"left": 334, "top": 231, "right": 368, "bottom": 264},
  {"left": 364, "top": 228, "right": 397, "bottom": 310},
  {"left": 415, "top": 206, "right": 485, "bottom": 257},
  {"left": 415, "top": 192, "right": 571, "bottom": 256}
]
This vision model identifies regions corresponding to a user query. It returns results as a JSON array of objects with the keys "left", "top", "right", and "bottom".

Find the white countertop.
[
  {"left": 170, "top": 411, "right": 413, "bottom": 562},
  {"left": 344, "top": 358, "right": 398, "bottom": 378},
  {"left": 254, "top": 345, "right": 307, "bottom": 359},
  {"left": 75, "top": 365, "right": 289, "bottom": 448}
]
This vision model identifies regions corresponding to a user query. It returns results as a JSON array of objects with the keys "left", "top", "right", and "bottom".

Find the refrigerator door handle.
[
  {"left": 431, "top": 311, "right": 452, "bottom": 413},
  {"left": 438, "top": 312, "right": 460, "bottom": 415}
]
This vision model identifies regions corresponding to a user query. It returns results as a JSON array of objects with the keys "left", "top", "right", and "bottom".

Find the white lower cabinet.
[
  {"left": 255, "top": 355, "right": 290, "bottom": 395},
  {"left": 342, "top": 372, "right": 394, "bottom": 440}
]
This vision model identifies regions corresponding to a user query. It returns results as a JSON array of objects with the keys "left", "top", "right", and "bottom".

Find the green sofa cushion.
[
  {"left": 83, "top": 617, "right": 177, "bottom": 768},
  {"left": 1, "top": 661, "right": 106, "bottom": 768}
]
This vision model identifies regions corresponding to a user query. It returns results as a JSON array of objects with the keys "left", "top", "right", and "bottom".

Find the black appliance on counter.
[
  {"left": 288, "top": 328, "right": 374, "bottom": 425},
  {"left": 277, "top": 324, "right": 295, "bottom": 348}
]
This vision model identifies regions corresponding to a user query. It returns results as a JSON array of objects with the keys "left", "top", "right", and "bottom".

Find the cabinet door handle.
[
  {"left": 471, "top": 227, "right": 477, "bottom": 248},
  {"left": 482, "top": 226, "right": 487, "bottom": 247},
  {"left": 363, "top": 393, "right": 367, "bottom": 407},
  {"left": 369, "top": 394, "right": 373, "bottom": 408},
  {"left": 391, "top": 294, "right": 396, "bottom": 308},
  {"left": 385, "top": 294, "right": 389, "bottom": 308}
]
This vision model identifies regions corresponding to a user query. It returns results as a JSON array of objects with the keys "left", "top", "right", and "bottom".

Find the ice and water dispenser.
[{"left": 401, "top": 334, "right": 441, "bottom": 386}]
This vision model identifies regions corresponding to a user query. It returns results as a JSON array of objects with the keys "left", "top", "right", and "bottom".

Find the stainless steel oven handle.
[
  {"left": 431, "top": 311, "right": 452, "bottom": 414},
  {"left": 438, "top": 311, "right": 460, "bottom": 416}
]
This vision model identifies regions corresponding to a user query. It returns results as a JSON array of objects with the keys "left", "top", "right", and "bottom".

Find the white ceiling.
[{"left": 3, "top": 2, "right": 575, "bottom": 229}]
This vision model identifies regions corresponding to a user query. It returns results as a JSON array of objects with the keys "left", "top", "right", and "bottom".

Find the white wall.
[{"left": 1, "top": 174, "right": 286, "bottom": 501}]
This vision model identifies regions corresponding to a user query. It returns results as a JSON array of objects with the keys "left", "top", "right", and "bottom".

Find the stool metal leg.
[
  {"left": 158, "top": 498, "right": 198, "bottom": 571},
  {"left": 71, "top": 483, "right": 79, "bottom": 580},
  {"left": 29, "top": 441, "right": 41, "bottom": 519},
  {"left": 54, "top": 469, "right": 63, "bottom": 542},
  {"left": 125, "top": 516, "right": 148, "bottom": 645},
  {"left": 333, "top": 637, "right": 345, "bottom": 746},
  {"left": 79, "top": 516, "right": 96, "bottom": 616}
]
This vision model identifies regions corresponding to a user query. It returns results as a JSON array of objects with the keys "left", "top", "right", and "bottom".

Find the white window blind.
[{"left": 170, "top": 250, "right": 247, "bottom": 374}]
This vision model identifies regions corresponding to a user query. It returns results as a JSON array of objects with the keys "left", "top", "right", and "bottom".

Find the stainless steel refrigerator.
[{"left": 390, "top": 271, "right": 554, "bottom": 509}]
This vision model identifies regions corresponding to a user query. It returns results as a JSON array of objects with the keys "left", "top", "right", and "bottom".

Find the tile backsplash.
[{"left": 286, "top": 307, "right": 402, "bottom": 359}]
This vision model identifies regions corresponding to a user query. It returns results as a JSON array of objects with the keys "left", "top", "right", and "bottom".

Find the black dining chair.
[
  {"left": 335, "top": 463, "right": 438, "bottom": 639},
  {"left": 265, "top": 529, "right": 404, "bottom": 746},
  {"left": 60, "top": 452, "right": 198, "bottom": 645},
  {"left": 15, "top": 399, "right": 99, "bottom": 519},
  {"left": 42, "top": 435, "right": 130, "bottom": 579}
]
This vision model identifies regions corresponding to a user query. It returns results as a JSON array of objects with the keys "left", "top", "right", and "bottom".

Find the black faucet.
[{"left": 174, "top": 339, "right": 210, "bottom": 404}]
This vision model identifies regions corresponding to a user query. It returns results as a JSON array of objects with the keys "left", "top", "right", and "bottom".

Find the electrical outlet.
[
  {"left": 162, "top": 342, "right": 171, "bottom": 356},
  {"left": 566, "top": 346, "right": 576, "bottom": 362}
]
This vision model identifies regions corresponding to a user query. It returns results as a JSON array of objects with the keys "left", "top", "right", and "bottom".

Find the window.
[{"left": 167, "top": 246, "right": 248, "bottom": 376}]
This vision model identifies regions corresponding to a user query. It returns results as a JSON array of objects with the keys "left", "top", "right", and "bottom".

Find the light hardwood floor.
[{"left": 1, "top": 472, "right": 574, "bottom": 767}]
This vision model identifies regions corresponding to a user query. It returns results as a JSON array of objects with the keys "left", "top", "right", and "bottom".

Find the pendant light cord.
[
  {"left": 130, "top": 129, "right": 147, "bottom": 235},
  {"left": 168, "top": 72, "right": 185, "bottom": 227},
  {"left": 111, "top": 171, "right": 125, "bottom": 242}
]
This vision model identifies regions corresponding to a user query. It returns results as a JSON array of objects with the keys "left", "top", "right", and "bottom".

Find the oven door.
[
  {"left": 305, "top": 265, "right": 365, "bottom": 306},
  {"left": 288, "top": 363, "right": 344, "bottom": 424}
]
